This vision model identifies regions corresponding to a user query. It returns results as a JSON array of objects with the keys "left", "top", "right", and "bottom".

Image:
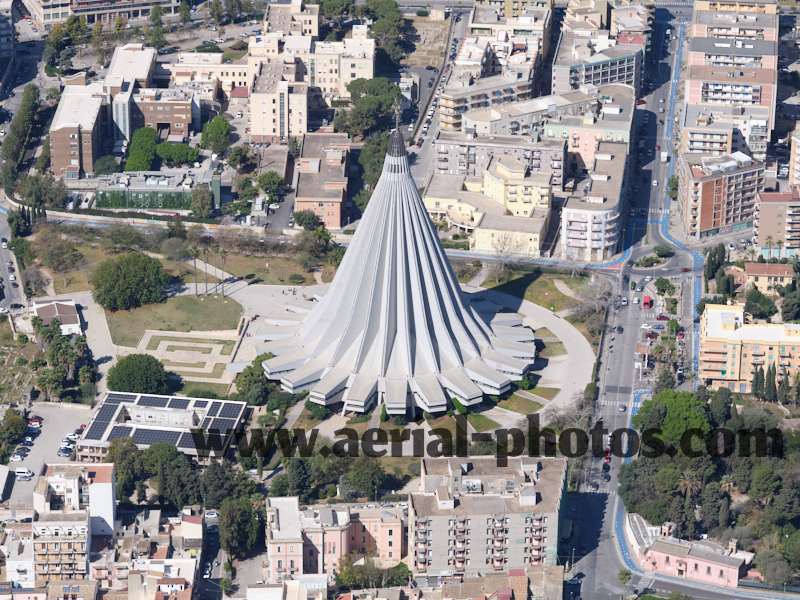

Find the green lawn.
[
  {"left": 178, "top": 381, "right": 232, "bottom": 398},
  {"left": 539, "top": 340, "right": 566, "bottom": 358},
  {"left": 427, "top": 415, "right": 465, "bottom": 439},
  {"left": 171, "top": 363, "right": 228, "bottom": 379},
  {"left": 46, "top": 243, "right": 216, "bottom": 294},
  {"left": 499, "top": 394, "right": 542, "bottom": 415},
  {"left": 488, "top": 270, "right": 588, "bottom": 312},
  {"left": 106, "top": 295, "right": 242, "bottom": 348},
  {"left": 205, "top": 253, "right": 315, "bottom": 285},
  {"left": 163, "top": 360, "right": 207, "bottom": 369},
  {"left": 164, "top": 344, "right": 214, "bottom": 354},
  {"left": 467, "top": 413, "right": 500, "bottom": 432},
  {"left": 529, "top": 386, "right": 559, "bottom": 401},
  {"left": 293, "top": 406, "right": 326, "bottom": 431},
  {"left": 146, "top": 334, "right": 237, "bottom": 355}
]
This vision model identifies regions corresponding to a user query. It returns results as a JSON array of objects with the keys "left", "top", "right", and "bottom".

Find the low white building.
[{"left": 32, "top": 300, "right": 82, "bottom": 337}]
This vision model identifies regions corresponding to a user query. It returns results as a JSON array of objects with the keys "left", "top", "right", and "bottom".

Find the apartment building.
[
  {"left": 560, "top": 140, "right": 627, "bottom": 261},
  {"left": 21, "top": 0, "right": 178, "bottom": 30},
  {"left": 409, "top": 457, "right": 566, "bottom": 581},
  {"left": 264, "top": 0, "right": 320, "bottom": 38},
  {"left": 609, "top": 3, "right": 653, "bottom": 59},
  {"left": 169, "top": 52, "right": 255, "bottom": 98},
  {"left": 743, "top": 262, "right": 795, "bottom": 296},
  {"left": 1, "top": 525, "right": 35, "bottom": 589},
  {"left": 0, "top": 0, "right": 14, "bottom": 63},
  {"left": 678, "top": 151, "right": 765, "bottom": 239},
  {"left": 754, "top": 187, "right": 800, "bottom": 258},
  {"left": 131, "top": 88, "right": 197, "bottom": 141},
  {"left": 562, "top": 0, "right": 607, "bottom": 32},
  {"left": 467, "top": 4, "right": 553, "bottom": 66},
  {"left": 434, "top": 131, "right": 566, "bottom": 187},
  {"left": 687, "top": 37, "right": 777, "bottom": 71},
  {"left": 690, "top": 10, "right": 778, "bottom": 42},
  {"left": 250, "top": 60, "right": 308, "bottom": 142},
  {"left": 693, "top": 0, "right": 777, "bottom": 16},
  {"left": 105, "top": 43, "right": 156, "bottom": 92},
  {"left": 424, "top": 156, "right": 552, "bottom": 257},
  {"left": 461, "top": 87, "right": 597, "bottom": 137},
  {"left": 699, "top": 302, "right": 800, "bottom": 393},
  {"left": 684, "top": 66, "right": 776, "bottom": 131},
  {"left": 294, "top": 133, "right": 349, "bottom": 229},
  {"left": 264, "top": 497, "right": 405, "bottom": 583},
  {"left": 789, "top": 128, "right": 800, "bottom": 186},
  {"left": 49, "top": 82, "right": 108, "bottom": 179},
  {"left": 473, "top": 0, "right": 551, "bottom": 20},
  {"left": 551, "top": 30, "right": 642, "bottom": 95},
  {"left": 680, "top": 103, "right": 769, "bottom": 161},
  {"left": 32, "top": 464, "right": 116, "bottom": 585},
  {"left": 543, "top": 82, "right": 634, "bottom": 170}
]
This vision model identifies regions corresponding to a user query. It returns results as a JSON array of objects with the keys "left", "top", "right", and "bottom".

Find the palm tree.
[
  {"left": 777, "top": 240, "right": 784, "bottom": 260},
  {"left": 189, "top": 246, "right": 200, "bottom": 297},
  {"left": 677, "top": 471, "right": 702, "bottom": 500},
  {"left": 766, "top": 236, "right": 773, "bottom": 260},
  {"left": 719, "top": 474, "right": 736, "bottom": 495}
]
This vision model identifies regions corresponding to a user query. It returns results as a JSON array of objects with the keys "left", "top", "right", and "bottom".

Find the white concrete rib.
[{"left": 261, "top": 129, "right": 536, "bottom": 413}]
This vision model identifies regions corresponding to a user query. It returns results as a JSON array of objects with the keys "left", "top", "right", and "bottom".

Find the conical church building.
[{"left": 261, "top": 129, "right": 537, "bottom": 415}]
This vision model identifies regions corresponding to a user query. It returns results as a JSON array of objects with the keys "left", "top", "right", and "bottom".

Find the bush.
[
  {"left": 155, "top": 142, "right": 200, "bottom": 167},
  {"left": 305, "top": 400, "right": 330, "bottom": 421},
  {"left": 125, "top": 127, "right": 158, "bottom": 171},
  {"left": 201, "top": 116, "right": 231, "bottom": 155},
  {"left": 107, "top": 354, "right": 170, "bottom": 394},
  {"left": 416, "top": 8, "right": 429, "bottom": 15},
  {"left": 94, "top": 155, "right": 119, "bottom": 175},
  {"left": 654, "top": 244, "right": 675, "bottom": 259},
  {"left": 160, "top": 237, "right": 190, "bottom": 260},
  {"left": 91, "top": 253, "right": 169, "bottom": 310}
]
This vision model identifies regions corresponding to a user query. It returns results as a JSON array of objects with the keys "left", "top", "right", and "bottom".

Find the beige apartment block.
[
  {"left": 424, "top": 156, "right": 552, "bottom": 257},
  {"left": 294, "top": 133, "right": 349, "bottom": 229},
  {"left": 680, "top": 104, "right": 769, "bottom": 161},
  {"left": 699, "top": 302, "right": 800, "bottom": 394},
  {"left": 169, "top": 52, "right": 255, "bottom": 98},
  {"left": 690, "top": 10, "right": 778, "bottom": 41},
  {"left": 467, "top": 3, "right": 553, "bottom": 64},
  {"left": 789, "top": 128, "right": 800, "bottom": 186},
  {"left": 562, "top": 0, "right": 607, "bottom": 32},
  {"left": 250, "top": 61, "right": 308, "bottom": 142},
  {"left": 560, "top": 141, "right": 628, "bottom": 262},
  {"left": 551, "top": 30, "right": 642, "bottom": 96},
  {"left": 264, "top": 0, "right": 320, "bottom": 38},
  {"left": 743, "top": 262, "right": 795, "bottom": 296},
  {"left": 264, "top": 497, "right": 405, "bottom": 584},
  {"left": 410, "top": 457, "right": 566, "bottom": 579},
  {"left": 693, "top": 0, "right": 777, "bottom": 16},
  {"left": 678, "top": 151, "right": 765, "bottom": 239},
  {"left": 21, "top": 0, "right": 178, "bottom": 30},
  {"left": 474, "top": 0, "right": 551, "bottom": 20},
  {"left": 754, "top": 187, "right": 800, "bottom": 258}
]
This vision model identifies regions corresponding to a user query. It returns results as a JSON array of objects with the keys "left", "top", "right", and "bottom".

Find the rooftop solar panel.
[
  {"left": 193, "top": 400, "right": 208, "bottom": 408},
  {"left": 177, "top": 432, "right": 197, "bottom": 449},
  {"left": 201, "top": 418, "right": 212, "bottom": 429},
  {"left": 84, "top": 421, "right": 111, "bottom": 441},
  {"left": 106, "top": 392, "right": 136, "bottom": 403},
  {"left": 218, "top": 403, "right": 243, "bottom": 419},
  {"left": 168, "top": 398, "right": 190, "bottom": 409},
  {"left": 206, "top": 402, "right": 221, "bottom": 417},
  {"left": 210, "top": 418, "right": 237, "bottom": 432},
  {"left": 132, "top": 429, "right": 181, "bottom": 446},
  {"left": 108, "top": 426, "right": 133, "bottom": 440},
  {"left": 138, "top": 395, "right": 169, "bottom": 408},
  {"left": 95, "top": 404, "right": 118, "bottom": 423}
]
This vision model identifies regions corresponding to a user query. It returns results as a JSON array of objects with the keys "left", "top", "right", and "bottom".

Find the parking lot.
[{"left": 8, "top": 403, "right": 93, "bottom": 507}]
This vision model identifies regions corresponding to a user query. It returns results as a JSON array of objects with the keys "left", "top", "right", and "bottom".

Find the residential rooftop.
[
  {"left": 688, "top": 36, "right": 777, "bottom": 56},
  {"left": 563, "top": 141, "right": 628, "bottom": 211},
  {"left": 702, "top": 303, "right": 800, "bottom": 343},
  {"left": 684, "top": 151, "right": 763, "bottom": 179},
  {"left": 686, "top": 64, "right": 776, "bottom": 84}
]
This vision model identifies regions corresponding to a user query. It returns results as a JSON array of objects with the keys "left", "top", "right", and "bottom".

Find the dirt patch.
[{"left": 402, "top": 16, "right": 448, "bottom": 69}]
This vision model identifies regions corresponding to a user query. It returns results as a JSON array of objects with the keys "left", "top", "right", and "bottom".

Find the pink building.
[
  {"left": 642, "top": 537, "right": 747, "bottom": 589},
  {"left": 264, "top": 497, "right": 405, "bottom": 584}
]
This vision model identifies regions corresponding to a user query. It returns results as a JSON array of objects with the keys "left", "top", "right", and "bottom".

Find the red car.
[{"left": 656, "top": 314, "right": 670, "bottom": 321}]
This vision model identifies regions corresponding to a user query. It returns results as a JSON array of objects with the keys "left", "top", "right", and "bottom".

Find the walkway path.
[
  {"left": 553, "top": 278, "right": 582, "bottom": 301},
  {"left": 467, "top": 262, "right": 491, "bottom": 288}
]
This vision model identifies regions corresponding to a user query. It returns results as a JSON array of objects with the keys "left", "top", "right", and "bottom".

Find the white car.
[
  {"left": 621, "top": 297, "right": 628, "bottom": 306},
  {"left": 205, "top": 510, "right": 219, "bottom": 519},
  {"left": 9, "top": 454, "right": 22, "bottom": 462},
  {"left": 0, "top": 241, "right": 7, "bottom": 249},
  {"left": 640, "top": 323, "right": 651, "bottom": 330},
  {"left": 8, "top": 274, "right": 15, "bottom": 282},
  {"left": 633, "top": 297, "right": 640, "bottom": 305},
  {"left": 652, "top": 180, "right": 658, "bottom": 187}
]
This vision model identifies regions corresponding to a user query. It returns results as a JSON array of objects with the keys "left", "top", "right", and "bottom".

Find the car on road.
[
  {"left": 652, "top": 179, "right": 658, "bottom": 187},
  {"left": 602, "top": 472, "right": 611, "bottom": 482},
  {"left": 0, "top": 240, "right": 6, "bottom": 249},
  {"left": 656, "top": 314, "right": 670, "bottom": 321},
  {"left": 620, "top": 297, "right": 628, "bottom": 306},
  {"left": 205, "top": 510, "right": 219, "bottom": 519},
  {"left": 640, "top": 323, "right": 651, "bottom": 330},
  {"left": 618, "top": 405, "right": 627, "bottom": 412},
  {"left": 9, "top": 454, "right": 22, "bottom": 462},
  {"left": 602, "top": 462, "right": 611, "bottom": 472},
  {"left": 633, "top": 297, "right": 640, "bottom": 305},
  {"left": 615, "top": 326, "right": 624, "bottom": 333}
]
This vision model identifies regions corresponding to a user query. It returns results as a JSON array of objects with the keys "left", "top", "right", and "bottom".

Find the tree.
[
  {"left": 155, "top": 142, "right": 200, "bottom": 166},
  {"left": 321, "top": 0, "right": 354, "bottom": 21},
  {"left": 160, "top": 237, "right": 190, "bottom": 260},
  {"left": 654, "top": 277, "right": 676, "bottom": 297},
  {"left": 202, "top": 461, "right": 256, "bottom": 508},
  {"left": 94, "top": 155, "right": 119, "bottom": 175},
  {"left": 92, "top": 253, "right": 169, "bottom": 310},
  {"left": 91, "top": 21, "right": 108, "bottom": 63},
  {"left": 632, "top": 390, "right": 710, "bottom": 446},
  {"left": 125, "top": 127, "right": 158, "bottom": 171},
  {"left": 228, "top": 145, "right": 256, "bottom": 172},
  {"left": 37, "top": 367, "right": 65, "bottom": 401},
  {"left": 757, "top": 548, "right": 791, "bottom": 586},
  {"left": 293, "top": 210, "right": 322, "bottom": 231},
  {"left": 147, "top": 5, "right": 166, "bottom": 48},
  {"left": 667, "top": 175, "right": 678, "bottom": 200},
  {"left": 286, "top": 459, "right": 311, "bottom": 500},
  {"left": 654, "top": 366, "right": 675, "bottom": 394},
  {"left": 745, "top": 286, "right": 777, "bottom": 320},
  {"left": 107, "top": 354, "right": 171, "bottom": 394},
  {"left": 191, "top": 185, "right": 214, "bottom": 218},
  {"left": 653, "top": 244, "right": 675, "bottom": 259},
  {"left": 339, "top": 457, "right": 387, "bottom": 501},
  {"left": 180, "top": 0, "right": 192, "bottom": 23},
  {"left": 617, "top": 569, "right": 631, "bottom": 585},
  {"left": 784, "top": 530, "right": 800, "bottom": 571},
  {"left": 201, "top": 116, "right": 231, "bottom": 155},
  {"left": 335, "top": 81, "right": 401, "bottom": 137},
  {"left": 257, "top": 170, "right": 284, "bottom": 201},
  {"left": 235, "top": 355, "right": 272, "bottom": 405},
  {"left": 218, "top": 497, "right": 259, "bottom": 558},
  {"left": 752, "top": 364, "right": 765, "bottom": 399},
  {"left": 765, "top": 362, "right": 778, "bottom": 403}
]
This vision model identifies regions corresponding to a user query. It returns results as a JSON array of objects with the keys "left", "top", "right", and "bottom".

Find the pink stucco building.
[
  {"left": 264, "top": 497, "right": 405, "bottom": 584},
  {"left": 641, "top": 537, "right": 749, "bottom": 589}
]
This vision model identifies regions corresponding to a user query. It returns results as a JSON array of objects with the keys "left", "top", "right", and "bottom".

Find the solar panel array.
[
  {"left": 138, "top": 395, "right": 169, "bottom": 408},
  {"left": 177, "top": 432, "right": 197, "bottom": 449},
  {"left": 193, "top": 400, "right": 208, "bottom": 408},
  {"left": 106, "top": 393, "right": 137, "bottom": 404},
  {"left": 210, "top": 418, "right": 237, "bottom": 432},
  {"left": 168, "top": 398, "right": 190, "bottom": 410},
  {"left": 108, "top": 426, "right": 133, "bottom": 440},
  {"left": 132, "top": 429, "right": 181, "bottom": 446},
  {"left": 83, "top": 403, "right": 120, "bottom": 440},
  {"left": 207, "top": 402, "right": 221, "bottom": 417},
  {"left": 219, "top": 403, "right": 242, "bottom": 419}
]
